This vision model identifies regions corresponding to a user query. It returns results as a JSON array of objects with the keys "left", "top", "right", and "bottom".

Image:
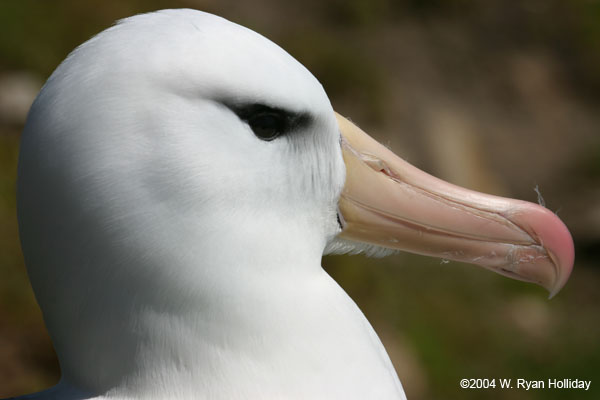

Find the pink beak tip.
[{"left": 515, "top": 202, "right": 575, "bottom": 299}]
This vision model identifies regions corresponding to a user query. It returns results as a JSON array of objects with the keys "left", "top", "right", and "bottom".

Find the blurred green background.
[{"left": 1, "top": 0, "right": 599, "bottom": 398}]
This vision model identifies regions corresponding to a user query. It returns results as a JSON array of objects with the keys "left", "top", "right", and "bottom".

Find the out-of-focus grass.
[{"left": 1, "top": 132, "right": 24, "bottom": 313}]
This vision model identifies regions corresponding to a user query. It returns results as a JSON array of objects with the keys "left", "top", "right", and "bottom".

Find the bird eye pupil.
[{"left": 249, "top": 113, "right": 284, "bottom": 141}]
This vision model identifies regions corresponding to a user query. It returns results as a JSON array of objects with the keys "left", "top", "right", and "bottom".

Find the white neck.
[{"left": 42, "top": 217, "right": 403, "bottom": 399}]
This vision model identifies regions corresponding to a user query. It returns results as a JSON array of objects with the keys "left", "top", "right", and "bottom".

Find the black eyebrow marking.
[{"left": 224, "top": 101, "right": 312, "bottom": 133}]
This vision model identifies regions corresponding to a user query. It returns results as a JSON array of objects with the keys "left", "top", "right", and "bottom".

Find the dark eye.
[{"left": 248, "top": 113, "right": 285, "bottom": 141}]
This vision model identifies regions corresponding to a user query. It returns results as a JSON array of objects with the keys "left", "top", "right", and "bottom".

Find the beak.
[{"left": 336, "top": 113, "right": 574, "bottom": 298}]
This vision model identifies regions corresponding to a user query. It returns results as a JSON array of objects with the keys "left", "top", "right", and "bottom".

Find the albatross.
[{"left": 13, "top": 9, "right": 574, "bottom": 400}]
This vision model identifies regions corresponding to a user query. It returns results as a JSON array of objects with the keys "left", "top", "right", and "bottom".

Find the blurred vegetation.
[{"left": 1, "top": 0, "right": 599, "bottom": 399}]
